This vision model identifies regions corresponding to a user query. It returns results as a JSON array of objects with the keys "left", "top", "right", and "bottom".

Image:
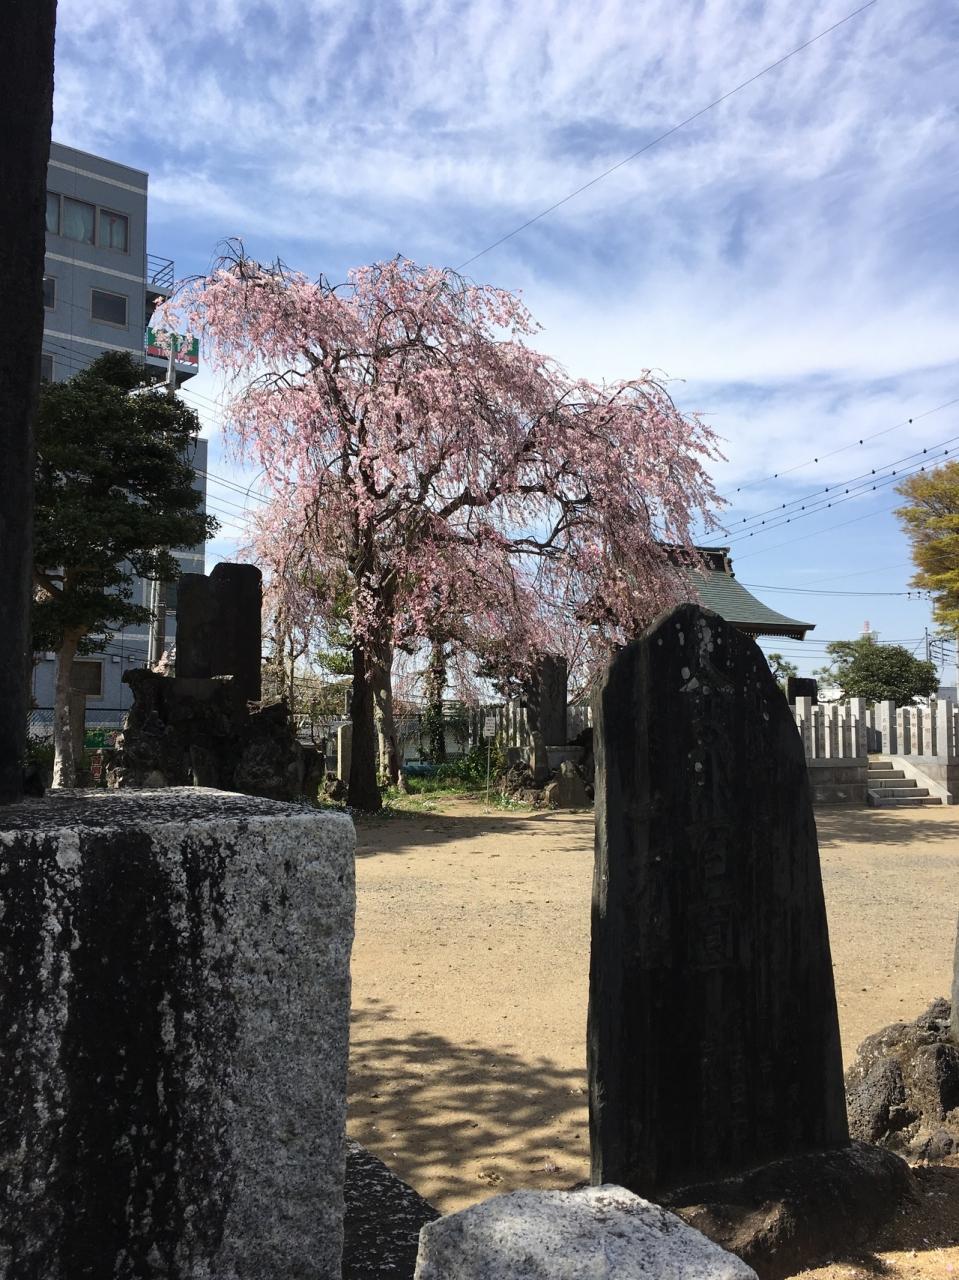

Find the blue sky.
[{"left": 52, "top": 0, "right": 959, "bottom": 678}]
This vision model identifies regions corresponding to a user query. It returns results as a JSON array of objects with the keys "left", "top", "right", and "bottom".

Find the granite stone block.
[{"left": 0, "top": 788, "right": 354, "bottom": 1280}]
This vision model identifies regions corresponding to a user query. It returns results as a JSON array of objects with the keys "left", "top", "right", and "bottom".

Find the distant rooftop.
[{"left": 677, "top": 546, "right": 814, "bottom": 641}]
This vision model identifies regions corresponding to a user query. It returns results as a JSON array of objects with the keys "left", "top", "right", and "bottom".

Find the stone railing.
[
  {"left": 793, "top": 697, "right": 869, "bottom": 762},
  {"left": 873, "top": 698, "right": 959, "bottom": 760}
]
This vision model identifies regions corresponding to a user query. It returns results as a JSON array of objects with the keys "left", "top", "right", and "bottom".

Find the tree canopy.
[
  {"left": 162, "top": 247, "right": 722, "bottom": 807},
  {"left": 896, "top": 463, "right": 959, "bottom": 629},
  {"left": 816, "top": 637, "right": 938, "bottom": 705},
  {"left": 34, "top": 351, "right": 217, "bottom": 784}
]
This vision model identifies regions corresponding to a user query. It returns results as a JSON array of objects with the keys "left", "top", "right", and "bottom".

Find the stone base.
[
  {"left": 0, "top": 788, "right": 354, "bottom": 1280},
  {"left": 807, "top": 759, "right": 869, "bottom": 806},
  {"left": 662, "top": 1142, "right": 910, "bottom": 1280}
]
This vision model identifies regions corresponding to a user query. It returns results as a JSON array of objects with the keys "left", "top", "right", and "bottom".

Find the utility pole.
[{"left": 147, "top": 339, "right": 176, "bottom": 667}]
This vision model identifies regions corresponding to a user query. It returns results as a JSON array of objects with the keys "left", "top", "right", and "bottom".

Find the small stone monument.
[
  {"left": 786, "top": 675, "right": 818, "bottom": 705},
  {"left": 176, "top": 562, "right": 263, "bottom": 703},
  {"left": 590, "top": 603, "right": 849, "bottom": 1189}
]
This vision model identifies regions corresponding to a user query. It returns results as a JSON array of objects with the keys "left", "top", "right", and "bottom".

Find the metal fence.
[{"left": 28, "top": 707, "right": 128, "bottom": 744}]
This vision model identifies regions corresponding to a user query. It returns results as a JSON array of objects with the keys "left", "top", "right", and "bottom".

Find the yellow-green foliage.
[{"left": 896, "top": 462, "right": 959, "bottom": 629}]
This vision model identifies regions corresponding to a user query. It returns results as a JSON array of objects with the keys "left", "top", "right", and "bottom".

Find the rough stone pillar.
[
  {"left": 896, "top": 707, "right": 909, "bottom": 756},
  {"left": 795, "top": 697, "right": 813, "bottom": 758},
  {"left": 880, "top": 701, "right": 896, "bottom": 755},
  {"left": 923, "top": 704, "right": 936, "bottom": 757},
  {"left": 848, "top": 698, "right": 868, "bottom": 756},
  {"left": 590, "top": 604, "right": 848, "bottom": 1196},
  {"left": 176, "top": 563, "right": 263, "bottom": 704},
  {"left": 938, "top": 700, "right": 955, "bottom": 760},
  {"left": 0, "top": 790, "right": 354, "bottom": 1279},
  {"left": 337, "top": 721, "right": 353, "bottom": 783}
]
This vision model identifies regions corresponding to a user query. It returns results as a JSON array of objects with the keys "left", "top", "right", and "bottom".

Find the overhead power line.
[
  {"left": 729, "top": 394, "right": 959, "bottom": 496},
  {"left": 456, "top": 1, "right": 880, "bottom": 271},
  {"left": 740, "top": 582, "right": 927, "bottom": 598}
]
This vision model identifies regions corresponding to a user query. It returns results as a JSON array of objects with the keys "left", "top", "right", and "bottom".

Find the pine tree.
[{"left": 34, "top": 352, "right": 217, "bottom": 786}]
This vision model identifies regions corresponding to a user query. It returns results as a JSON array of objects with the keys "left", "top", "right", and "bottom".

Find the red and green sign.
[{"left": 145, "top": 328, "right": 199, "bottom": 368}]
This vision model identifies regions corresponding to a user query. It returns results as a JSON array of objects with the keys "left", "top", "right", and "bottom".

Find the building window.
[
  {"left": 98, "top": 208, "right": 129, "bottom": 253},
  {"left": 71, "top": 660, "right": 104, "bottom": 697},
  {"left": 46, "top": 191, "right": 60, "bottom": 234},
  {"left": 43, "top": 275, "right": 55, "bottom": 309},
  {"left": 61, "top": 197, "right": 96, "bottom": 245},
  {"left": 91, "top": 288, "right": 128, "bottom": 327},
  {"left": 41, "top": 353, "right": 53, "bottom": 382}
]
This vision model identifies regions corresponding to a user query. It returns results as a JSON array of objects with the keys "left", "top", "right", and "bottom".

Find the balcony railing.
[{"left": 146, "top": 254, "right": 175, "bottom": 292}]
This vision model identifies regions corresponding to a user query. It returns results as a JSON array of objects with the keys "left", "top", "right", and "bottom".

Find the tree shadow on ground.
[
  {"left": 816, "top": 808, "right": 959, "bottom": 848},
  {"left": 347, "top": 999, "right": 590, "bottom": 1212},
  {"left": 352, "top": 804, "right": 592, "bottom": 859}
]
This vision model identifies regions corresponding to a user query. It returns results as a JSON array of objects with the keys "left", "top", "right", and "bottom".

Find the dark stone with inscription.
[
  {"left": 176, "top": 562, "right": 263, "bottom": 704},
  {"left": 589, "top": 603, "right": 848, "bottom": 1196},
  {"left": 523, "top": 654, "right": 568, "bottom": 745},
  {"left": 785, "top": 676, "right": 818, "bottom": 705}
]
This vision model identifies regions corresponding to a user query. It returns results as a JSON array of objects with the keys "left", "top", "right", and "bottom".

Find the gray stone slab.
[
  {"left": 0, "top": 788, "right": 354, "bottom": 1280},
  {"left": 413, "top": 1185, "right": 757, "bottom": 1280},
  {"left": 589, "top": 604, "right": 848, "bottom": 1196}
]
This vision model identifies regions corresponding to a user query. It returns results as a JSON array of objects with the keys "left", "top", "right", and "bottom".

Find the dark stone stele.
[
  {"left": 523, "top": 653, "right": 569, "bottom": 745},
  {"left": 785, "top": 675, "right": 818, "bottom": 705},
  {"left": 175, "top": 562, "right": 263, "bottom": 704},
  {"left": 589, "top": 603, "right": 849, "bottom": 1196}
]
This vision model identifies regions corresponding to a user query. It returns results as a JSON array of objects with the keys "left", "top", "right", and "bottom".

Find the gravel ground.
[{"left": 348, "top": 797, "right": 959, "bottom": 1277}]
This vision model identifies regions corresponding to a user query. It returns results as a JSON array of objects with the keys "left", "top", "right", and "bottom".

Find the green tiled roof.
[{"left": 679, "top": 548, "right": 813, "bottom": 640}]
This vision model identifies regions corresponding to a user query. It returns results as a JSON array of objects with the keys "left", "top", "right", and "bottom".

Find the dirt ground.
[{"left": 347, "top": 798, "right": 959, "bottom": 1277}]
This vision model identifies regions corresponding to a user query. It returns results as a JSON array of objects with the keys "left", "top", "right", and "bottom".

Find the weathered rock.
[
  {"left": 413, "top": 1185, "right": 756, "bottom": 1280},
  {"left": 556, "top": 759, "right": 590, "bottom": 807},
  {"left": 543, "top": 779, "right": 561, "bottom": 808},
  {"left": 0, "top": 789, "right": 355, "bottom": 1279},
  {"left": 590, "top": 604, "right": 848, "bottom": 1196},
  {"left": 845, "top": 998, "right": 959, "bottom": 1157},
  {"left": 951, "top": 913, "right": 959, "bottom": 1044},
  {"left": 665, "top": 1141, "right": 910, "bottom": 1280},
  {"left": 110, "top": 671, "right": 309, "bottom": 802},
  {"left": 176, "top": 561, "right": 263, "bottom": 703},
  {"left": 344, "top": 1140, "right": 439, "bottom": 1279}
]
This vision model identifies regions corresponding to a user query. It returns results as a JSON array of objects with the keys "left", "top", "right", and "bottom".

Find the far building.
[
  {"left": 677, "top": 546, "right": 814, "bottom": 641},
  {"left": 33, "top": 142, "right": 208, "bottom": 730}
]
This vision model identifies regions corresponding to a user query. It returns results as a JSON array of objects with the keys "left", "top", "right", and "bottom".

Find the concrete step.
[
  {"left": 868, "top": 771, "right": 906, "bottom": 781},
  {"left": 868, "top": 792, "right": 942, "bottom": 808},
  {"left": 872, "top": 786, "right": 929, "bottom": 798},
  {"left": 869, "top": 761, "right": 896, "bottom": 772},
  {"left": 871, "top": 776, "right": 917, "bottom": 787}
]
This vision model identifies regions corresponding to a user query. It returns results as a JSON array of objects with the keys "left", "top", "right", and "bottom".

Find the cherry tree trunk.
[
  {"left": 424, "top": 642, "right": 447, "bottom": 763},
  {"left": 371, "top": 648, "right": 400, "bottom": 786},
  {"left": 0, "top": 1, "right": 57, "bottom": 803},
  {"left": 348, "top": 642, "right": 381, "bottom": 811},
  {"left": 52, "top": 631, "right": 81, "bottom": 789}
]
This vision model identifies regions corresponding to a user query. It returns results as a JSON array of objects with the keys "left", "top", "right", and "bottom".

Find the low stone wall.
[
  {"left": 806, "top": 758, "right": 869, "bottom": 806},
  {"left": 0, "top": 789, "right": 354, "bottom": 1279}
]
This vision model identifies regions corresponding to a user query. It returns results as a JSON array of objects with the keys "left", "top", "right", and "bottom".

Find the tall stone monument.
[
  {"left": 589, "top": 603, "right": 848, "bottom": 1195},
  {"left": 176, "top": 562, "right": 263, "bottom": 704}
]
